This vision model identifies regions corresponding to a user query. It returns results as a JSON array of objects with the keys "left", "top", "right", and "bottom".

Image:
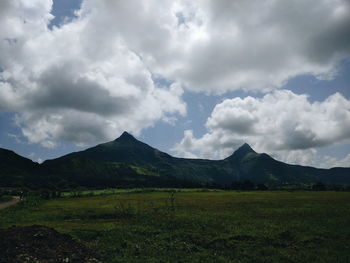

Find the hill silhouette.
[
  {"left": 1, "top": 132, "right": 349, "bottom": 189},
  {"left": 0, "top": 148, "right": 39, "bottom": 187}
]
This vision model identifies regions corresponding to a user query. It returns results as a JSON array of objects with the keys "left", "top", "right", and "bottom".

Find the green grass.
[
  {"left": 61, "top": 187, "right": 221, "bottom": 197},
  {"left": 1, "top": 190, "right": 350, "bottom": 262},
  {"left": 0, "top": 195, "right": 13, "bottom": 202},
  {"left": 130, "top": 165, "right": 160, "bottom": 176}
]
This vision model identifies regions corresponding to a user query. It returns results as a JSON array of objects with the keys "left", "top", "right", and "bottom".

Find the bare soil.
[{"left": 0, "top": 225, "right": 101, "bottom": 263}]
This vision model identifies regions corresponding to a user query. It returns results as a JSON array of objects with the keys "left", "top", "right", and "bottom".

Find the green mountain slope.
[
  {"left": 42, "top": 132, "right": 233, "bottom": 187},
  {"left": 1, "top": 132, "right": 349, "bottom": 188},
  {"left": 226, "top": 144, "right": 349, "bottom": 185}
]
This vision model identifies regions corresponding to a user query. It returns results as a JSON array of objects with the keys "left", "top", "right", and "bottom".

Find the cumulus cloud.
[
  {"left": 1, "top": 0, "right": 350, "bottom": 147},
  {"left": 88, "top": 0, "right": 350, "bottom": 93},
  {"left": 172, "top": 90, "right": 350, "bottom": 167},
  {"left": 0, "top": 0, "right": 186, "bottom": 147}
]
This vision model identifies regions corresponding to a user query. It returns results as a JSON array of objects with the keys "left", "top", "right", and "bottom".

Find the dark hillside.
[
  {"left": 0, "top": 148, "right": 38, "bottom": 187},
  {"left": 1, "top": 132, "right": 349, "bottom": 188}
]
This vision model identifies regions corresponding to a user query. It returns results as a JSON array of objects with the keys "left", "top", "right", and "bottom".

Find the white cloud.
[
  {"left": 322, "top": 154, "right": 350, "bottom": 168},
  {"left": 172, "top": 90, "right": 350, "bottom": 167},
  {"left": 0, "top": 0, "right": 186, "bottom": 147},
  {"left": 88, "top": 0, "right": 350, "bottom": 93},
  {"left": 1, "top": 0, "right": 350, "bottom": 147}
]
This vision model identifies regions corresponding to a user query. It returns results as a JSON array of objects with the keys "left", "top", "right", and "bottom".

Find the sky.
[{"left": 0, "top": 0, "right": 349, "bottom": 168}]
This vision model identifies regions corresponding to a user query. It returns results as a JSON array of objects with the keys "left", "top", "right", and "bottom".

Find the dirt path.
[{"left": 0, "top": 196, "right": 20, "bottom": 210}]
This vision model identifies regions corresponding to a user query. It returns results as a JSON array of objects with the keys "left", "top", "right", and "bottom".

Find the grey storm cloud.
[{"left": 31, "top": 64, "right": 134, "bottom": 116}]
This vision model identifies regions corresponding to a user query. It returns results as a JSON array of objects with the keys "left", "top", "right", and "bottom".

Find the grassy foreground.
[{"left": 1, "top": 190, "right": 350, "bottom": 262}]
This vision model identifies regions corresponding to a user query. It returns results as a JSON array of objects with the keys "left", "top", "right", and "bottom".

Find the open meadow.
[{"left": 1, "top": 190, "right": 350, "bottom": 262}]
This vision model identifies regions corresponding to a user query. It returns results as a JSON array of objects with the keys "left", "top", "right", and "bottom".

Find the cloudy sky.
[{"left": 0, "top": 0, "right": 349, "bottom": 168}]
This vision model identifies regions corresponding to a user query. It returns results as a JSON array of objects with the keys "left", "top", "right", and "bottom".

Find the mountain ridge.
[{"left": 1, "top": 132, "right": 349, "bottom": 188}]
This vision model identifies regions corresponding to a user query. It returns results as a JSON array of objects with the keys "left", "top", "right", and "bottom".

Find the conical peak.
[
  {"left": 116, "top": 131, "right": 137, "bottom": 141},
  {"left": 226, "top": 143, "right": 256, "bottom": 162},
  {"left": 237, "top": 143, "right": 255, "bottom": 154}
]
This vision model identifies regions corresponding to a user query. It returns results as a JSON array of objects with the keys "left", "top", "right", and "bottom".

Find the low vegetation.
[
  {"left": 0, "top": 194, "right": 12, "bottom": 203},
  {"left": 1, "top": 190, "right": 350, "bottom": 262}
]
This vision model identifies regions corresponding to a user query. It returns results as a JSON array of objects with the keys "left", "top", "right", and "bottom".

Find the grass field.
[
  {"left": 1, "top": 190, "right": 350, "bottom": 262},
  {"left": 0, "top": 194, "right": 12, "bottom": 202}
]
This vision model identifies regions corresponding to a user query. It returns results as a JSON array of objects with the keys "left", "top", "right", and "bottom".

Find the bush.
[{"left": 19, "top": 192, "right": 43, "bottom": 207}]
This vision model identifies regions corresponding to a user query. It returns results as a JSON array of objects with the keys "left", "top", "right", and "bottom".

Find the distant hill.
[
  {"left": 1, "top": 132, "right": 349, "bottom": 189},
  {"left": 40, "top": 132, "right": 232, "bottom": 188},
  {"left": 0, "top": 148, "right": 39, "bottom": 187}
]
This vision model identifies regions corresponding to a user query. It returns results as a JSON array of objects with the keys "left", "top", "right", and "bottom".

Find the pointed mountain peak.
[
  {"left": 116, "top": 131, "right": 137, "bottom": 141},
  {"left": 226, "top": 143, "right": 256, "bottom": 162},
  {"left": 237, "top": 143, "right": 256, "bottom": 154}
]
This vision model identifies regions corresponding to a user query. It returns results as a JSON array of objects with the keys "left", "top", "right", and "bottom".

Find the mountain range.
[{"left": 1, "top": 132, "right": 349, "bottom": 189}]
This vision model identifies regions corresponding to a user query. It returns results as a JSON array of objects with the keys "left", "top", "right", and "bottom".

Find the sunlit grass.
[{"left": 1, "top": 190, "right": 350, "bottom": 262}]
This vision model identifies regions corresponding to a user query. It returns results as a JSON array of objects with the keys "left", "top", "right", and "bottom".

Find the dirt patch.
[{"left": 0, "top": 225, "right": 101, "bottom": 263}]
